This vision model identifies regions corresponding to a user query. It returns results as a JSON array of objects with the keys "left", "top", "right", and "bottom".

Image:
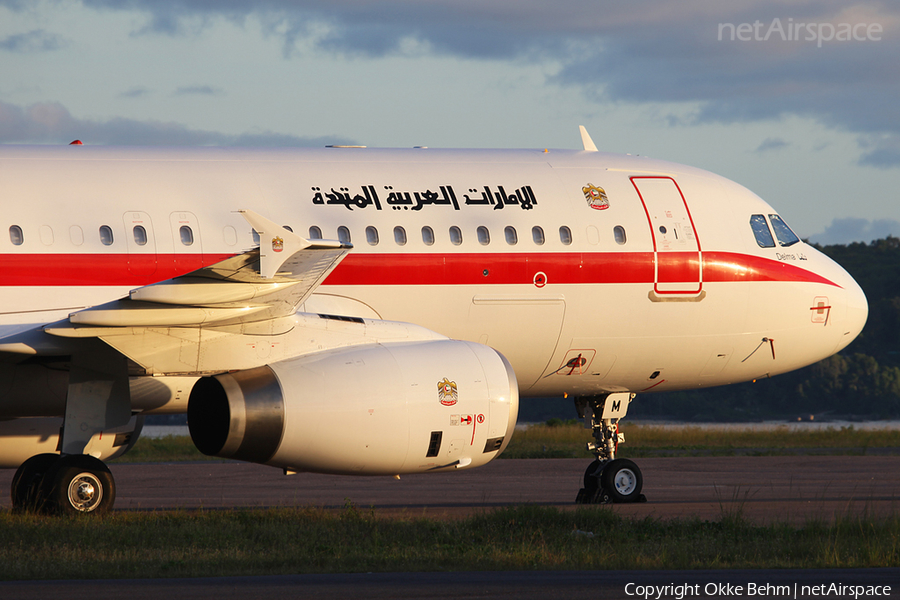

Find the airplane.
[{"left": 0, "top": 127, "right": 868, "bottom": 514}]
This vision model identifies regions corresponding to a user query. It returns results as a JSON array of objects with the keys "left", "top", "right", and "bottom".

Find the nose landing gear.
[{"left": 574, "top": 393, "right": 647, "bottom": 504}]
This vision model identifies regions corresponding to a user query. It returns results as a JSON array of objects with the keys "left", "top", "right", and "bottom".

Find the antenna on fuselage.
[{"left": 579, "top": 125, "right": 598, "bottom": 152}]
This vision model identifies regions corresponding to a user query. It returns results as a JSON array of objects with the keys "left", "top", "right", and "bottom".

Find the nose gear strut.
[{"left": 574, "top": 393, "right": 646, "bottom": 504}]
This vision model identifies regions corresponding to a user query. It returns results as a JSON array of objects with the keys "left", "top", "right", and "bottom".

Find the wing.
[
  {"left": 46, "top": 210, "right": 351, "bottom": 332},
  {"left": 11, "top": 210, "right": 365, "bottom": 375}
]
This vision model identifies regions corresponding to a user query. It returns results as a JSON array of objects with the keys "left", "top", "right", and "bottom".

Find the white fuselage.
[{"left": 0, "top": 145, "right": 867, "bottom": 412}]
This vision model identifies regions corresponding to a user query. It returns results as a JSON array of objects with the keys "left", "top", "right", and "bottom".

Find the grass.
[
  {"left": 0, "top": 505, "right": 897, "bottom": 580},
  {"left": 118, "top": 422, "right": 900, "bottom": 463},
  {"left": 115, "top": 434, "right": 209, "bottom": 463},
  {"left": 501, "top": 421, "right": 900, "bottom": 459}
]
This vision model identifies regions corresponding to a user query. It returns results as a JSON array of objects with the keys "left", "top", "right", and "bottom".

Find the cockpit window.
[
  {"left": 749, "top": 214, "right": 775, "bottom": 248},
  {"left": 769, "top": 214, "right": 800, "bottom": 247}
]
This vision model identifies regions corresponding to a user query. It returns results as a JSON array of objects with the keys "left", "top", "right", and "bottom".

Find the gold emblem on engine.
[
  {"left": 438, "top": 378, "right": 458, "bottom": 406},
  {"left": 272, "top": 236, "right": 284, "bottom": 252},
  {"left": 582, "top": 183, "right": 609, "bottom": 210}
]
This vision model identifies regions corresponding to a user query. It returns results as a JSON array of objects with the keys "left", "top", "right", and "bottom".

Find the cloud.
[
  {"left": 808, "top": 217, "right": 900, "bottom": 245},
  {"left": 0, "top": 100, "right": 356, "bottom": 147},
  {"left": 174, "top": 85, "right": 224, "bottom": 96},
  {"left": 754, "top": 137, "right": 788, "bottom": 153},
  {"left": 858, "top": 133, "right": 900, "bottom": 168},
  {"left": 120, "top": 86, "right": 152, "bottom": 98},
  {"left": 0, "top": 29, "right": 67, "bottom": 53},
  {"left": 44, "top": 1, "right": 900, "bottom": 167}
]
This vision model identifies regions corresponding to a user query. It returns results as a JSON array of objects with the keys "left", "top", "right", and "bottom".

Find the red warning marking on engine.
[
  {"left": 451, "top": 414, "right": 473, "bottom": 426},
  {"left": 476, "top": 414, "right": 485, "bottom": 423}
]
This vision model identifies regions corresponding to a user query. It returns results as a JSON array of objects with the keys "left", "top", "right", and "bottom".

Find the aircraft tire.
[
  {"left": 583, "top": 459, "right": 603, "bottom": 490},
  {"left": 600, "top": 458, "right": 643, "bottom": 503},
  {"left": 10, "top": 453, "right": 60, "bottom": 512},
  {"left": 42, "top": 454, "right": 116, "bottom": 515},
  {"left": 576, "top": 459, "right": 611, "bottom": 504}
]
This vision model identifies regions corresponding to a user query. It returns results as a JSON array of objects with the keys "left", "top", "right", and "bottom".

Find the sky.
[{"left": 0, "top": 0, "right": 898, "bottom": 245}]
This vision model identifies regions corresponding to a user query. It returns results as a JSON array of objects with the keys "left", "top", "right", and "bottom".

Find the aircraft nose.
[{"left": 833, "top": 267, "right": 868, "bottom": 353}]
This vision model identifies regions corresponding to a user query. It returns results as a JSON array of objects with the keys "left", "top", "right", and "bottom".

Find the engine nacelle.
[
  {"left": 188, "top": 340, "right": 518, "bottom": 475},
  {"left": 0, "top": 415, "right": 144, "bottom": 468}
]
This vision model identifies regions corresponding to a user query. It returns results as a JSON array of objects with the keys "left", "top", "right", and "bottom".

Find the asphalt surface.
[
  {"left": 2, "top": 455, "right": 893, "bottom": 523},
  {"left": 2, "top": 456, "right": 898, "bottom": 598}
]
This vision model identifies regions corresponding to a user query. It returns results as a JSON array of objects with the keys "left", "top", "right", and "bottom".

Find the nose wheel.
[
  {"left": 577, "top": 458, "right": 645, "bottom": 504},
  {"left": 574, "top": 394, "right": 647, "bottom": 504}
]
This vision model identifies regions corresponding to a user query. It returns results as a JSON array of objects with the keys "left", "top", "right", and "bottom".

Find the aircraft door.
[
  {"left": 169, "top": 212, "right": 204, "bottom": 274},
  {"left": 123, "top": 212, "right": 157, "bottom": 279},
  {"left": 631, "top": 177, "right": 702, "bottom": 295}
]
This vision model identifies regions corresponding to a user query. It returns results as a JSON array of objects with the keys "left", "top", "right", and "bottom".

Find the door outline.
[
  {"left": 169, "top": 211, "right": 204, "bottom": 274},
  {"left": 631, "top": 176, "right": 702, "bottom": 295},
  {"left": 123, "top": 211, "right": 157, "bottom": 279}
]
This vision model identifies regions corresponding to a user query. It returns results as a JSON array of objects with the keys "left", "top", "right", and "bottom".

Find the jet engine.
[{"left": 188, "top": 339, "right": 518, "bottom": 475}]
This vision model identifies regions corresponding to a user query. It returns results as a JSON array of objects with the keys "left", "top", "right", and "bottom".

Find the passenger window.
[
  {"left": 559, "top": 226, "right": 573, "bottom": 245},
  {"left": 769, "top": 214, "right": 800, "bottom": 247},
  {"left": 614, "top": 225, "right": 627, "bottom": 245},
  {"left": 337, "top": 226, "right": 351, "bottom": 244},
  {"left": 449, "top": 226, "right": 462, "bottom": 246},
  {"left": 309, "top": 226, "right": 322, "bottom": 239},
  {"left": 532, "top": 226, "right": 545, "bottom": 245},
  {"left": 180, "top": 225, "right": 194, "bottom": 246},
  {"left": 421, "top": 226, "right": 435, "bottom": 246},
  {"left": 223, "top": 226, "right": 237, "bottom": 246},
  {"left": 366, "top": 226, "right": 379, "bottom": 246},
  {"left": 394, "top": 226, "right": 407, "bottom": 246},
  {"left": 749, "top": 215, "right": 775, "bottom": 248},
  {"left": 99, "top": 225, "right": 114, "bottom": 246},
  {"left": 9, "top": 225, "right": 23, "bottom": 246},
  {"left": 69, "top": 225, "right": 84, "bottom": 246},
  {"left": 133, "top": 225, "right": 148, "bottom": 246},
  {"left": 477, "top": 226, "right": 490, "bottom": 245},
  {"left": 39, "top": 225, "right": 53, "bottom": 246},
  {"left": 504, "top": 226, "right": 518, "bottom": 245}
]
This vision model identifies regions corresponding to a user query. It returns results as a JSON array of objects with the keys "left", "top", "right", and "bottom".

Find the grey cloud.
[
  {"left": 0, "top": 100, "right": 356, "bottom": 147},
  {"left": 754, "top": 137, "right": 788, "bottom": 153},
  {"left": 858, "top": 134, "right": 900, "bottom": 168},
  {"left": 120, "top": 86, "right": 152, "bottom": 98},
  {"left": 0, "top": 1, "right": 38, "bottom": 11},
  {"left": 0, "top": 29, "right": 67, "bottom": 53},
  {"left": 70, "top": 1, "right": 900, "bottom": 167},
  {"left": 174, "top": 85, "right": 224, "bottom": 96},
  {"left": 808, "top": 217, "right": 900, "bottom": 245}
]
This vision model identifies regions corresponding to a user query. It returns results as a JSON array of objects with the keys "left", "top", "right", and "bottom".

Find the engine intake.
[{"left": 188, "top": 368, "right": 284, "bottom": 464}]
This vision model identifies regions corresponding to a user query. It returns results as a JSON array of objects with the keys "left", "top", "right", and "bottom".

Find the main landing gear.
[
  {"left": 11, "top": 346, "right": 132, "bottom": 515},
  {"left": 11, "top": 453, "right": 115, "bottom": 515},
  {"left": 574, "top": 393, "right": 647, "bottom": 504}
]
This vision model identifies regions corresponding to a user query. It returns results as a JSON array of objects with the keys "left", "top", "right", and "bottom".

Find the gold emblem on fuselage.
[{"left": 582, "top": 184, "right": 609, "bottom": 210}]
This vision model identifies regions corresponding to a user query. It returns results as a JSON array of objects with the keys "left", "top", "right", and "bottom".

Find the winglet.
[
  {"left": 239, "top": 210, "right": 311, "bottom": 279},
  {"left": 579, "top": 125, "right": 598, "bottom": 152}
]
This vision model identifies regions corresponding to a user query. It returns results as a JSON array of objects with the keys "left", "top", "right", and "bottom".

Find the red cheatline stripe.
[{"left": 0, "top": 251, "right": 839, "bottom": 288}]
